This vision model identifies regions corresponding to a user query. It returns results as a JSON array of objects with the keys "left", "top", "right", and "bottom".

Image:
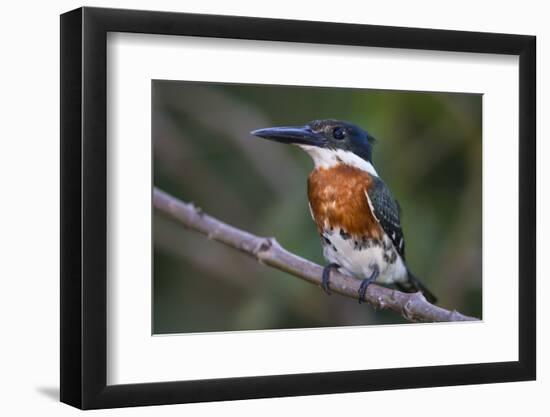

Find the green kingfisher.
[{"left": 252, "top": 119, "right": 437, "bottom": 304}]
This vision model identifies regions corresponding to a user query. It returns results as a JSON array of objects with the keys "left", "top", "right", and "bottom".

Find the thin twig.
[{"left": 153, "top": 187, "right": 479, "bottom": 323}]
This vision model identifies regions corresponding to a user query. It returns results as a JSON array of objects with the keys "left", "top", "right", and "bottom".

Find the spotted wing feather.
[{"left": 366, "top": 177, "right": 406, "bottom": 259}]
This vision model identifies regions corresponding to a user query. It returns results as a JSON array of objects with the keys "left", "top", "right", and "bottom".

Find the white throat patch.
[{"left": 298, "top": 145, "right": 378, "bottom": 177}]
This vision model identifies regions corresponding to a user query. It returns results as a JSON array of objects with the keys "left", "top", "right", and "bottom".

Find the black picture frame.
[{"left": 60, "top": 6, "right": 536, "bottom": 410}]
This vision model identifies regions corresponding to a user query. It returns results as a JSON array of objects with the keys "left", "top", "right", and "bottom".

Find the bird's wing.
[{"left": 365, "top": 177, "right": 406, "bottom": 259}]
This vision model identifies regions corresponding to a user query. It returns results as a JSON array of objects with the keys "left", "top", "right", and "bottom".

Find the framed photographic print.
[{"left": 60, "top": 6, "right": 536, "bottom": 409}]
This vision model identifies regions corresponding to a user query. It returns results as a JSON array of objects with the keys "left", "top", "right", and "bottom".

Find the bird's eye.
[{"left": 332, "top": 127, "right": 346, "bottom": 140}]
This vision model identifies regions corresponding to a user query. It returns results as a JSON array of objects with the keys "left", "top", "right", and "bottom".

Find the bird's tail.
[{"left": 397, "top": 269, "right": 437, "bottom": 304}]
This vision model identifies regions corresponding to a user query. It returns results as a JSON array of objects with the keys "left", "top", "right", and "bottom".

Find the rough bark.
[{"left": 153, "top": 187, "right": 479, "bottom": 323}]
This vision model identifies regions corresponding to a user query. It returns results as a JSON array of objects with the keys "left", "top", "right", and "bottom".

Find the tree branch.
[{"left": 153, "top": 187, "right": 479, "bottom": 323}]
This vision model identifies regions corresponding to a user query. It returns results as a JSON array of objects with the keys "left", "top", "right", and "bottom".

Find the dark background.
[{"left": 152, "top": 80, "right": 482, "bottom": 334}]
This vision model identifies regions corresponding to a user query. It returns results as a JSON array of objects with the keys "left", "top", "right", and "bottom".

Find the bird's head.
[{"left": 251, "top": 119, "right": 378, "bottom": 175}]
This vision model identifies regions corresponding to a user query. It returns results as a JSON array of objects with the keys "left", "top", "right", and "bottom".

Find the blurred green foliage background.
[{"left": 153, "top": 80, "right": 482, "bottom": 334}]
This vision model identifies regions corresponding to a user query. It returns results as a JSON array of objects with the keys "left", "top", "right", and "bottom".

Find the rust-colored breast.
[{"left": 308, "top": 164, "right": 382, "bottom": 239}]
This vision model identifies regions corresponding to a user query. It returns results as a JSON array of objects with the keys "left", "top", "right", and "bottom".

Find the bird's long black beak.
[{"left": 251, "top": 126, "right": 325, "bottom": 147}]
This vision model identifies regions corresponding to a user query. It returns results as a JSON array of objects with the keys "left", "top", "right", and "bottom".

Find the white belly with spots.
[{"left": 322, "top": 228, "right": 407, "bottom": 284}]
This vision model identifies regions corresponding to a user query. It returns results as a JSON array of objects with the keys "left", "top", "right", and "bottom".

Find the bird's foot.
[
  {"left": 358, "top": 264, "right": 380, "bottom": 304},
  {"left": 321, "top": 263, "right": 340, "bottom": 295}
]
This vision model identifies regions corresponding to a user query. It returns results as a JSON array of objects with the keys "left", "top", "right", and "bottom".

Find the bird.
[{"left": 251, "top": 119, "right": 437, "bottom": 304}]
